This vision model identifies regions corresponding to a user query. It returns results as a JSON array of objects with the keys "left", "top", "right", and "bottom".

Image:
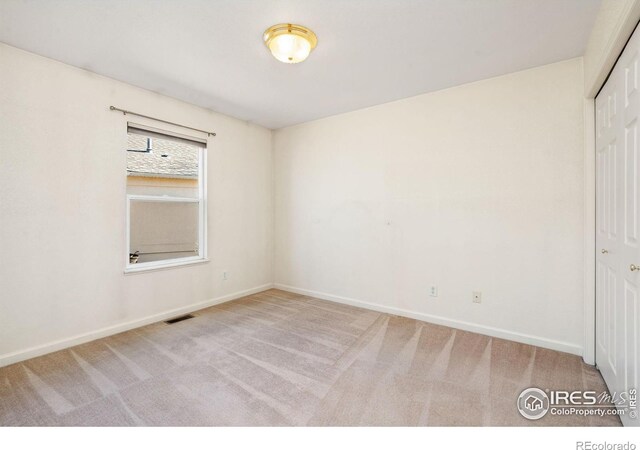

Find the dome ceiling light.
[{"left": 263, "top": 23, "right": 318, "bottom": 64}]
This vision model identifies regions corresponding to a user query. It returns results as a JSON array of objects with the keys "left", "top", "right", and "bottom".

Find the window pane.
[
  {"left": 127, "top": 132, "right": 200, "bottom": 198},
  {"left": 129, "top": 200, "right": 199, "bottom": 264}
]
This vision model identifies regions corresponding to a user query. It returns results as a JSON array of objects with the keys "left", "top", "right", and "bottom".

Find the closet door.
[{"left": 596, "top": 24, "right": 640, "bottom": 427}]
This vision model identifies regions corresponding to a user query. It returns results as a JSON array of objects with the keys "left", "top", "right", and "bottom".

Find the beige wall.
[
  {"left": 129, "top": 201, "right": 199, "bottom": 263},
  {"left": 0, "top": 43, "right": 273, "bottom": 364},
  {"left": 2, "top": 5, "right": 634, "bottom": 365},
  {"left": 126, "top": 175, "right": 198, "bottom": 197},
  {"left": 127, "top": 176, "right": 200, "bottom": 263},
  {"left": 273, "top": 58, "right": 585, "bottom": 354}
]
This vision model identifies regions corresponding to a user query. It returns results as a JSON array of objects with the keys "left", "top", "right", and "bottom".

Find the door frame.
[{"left": 585, "top": 2, "right": 640, "bottom": 365}]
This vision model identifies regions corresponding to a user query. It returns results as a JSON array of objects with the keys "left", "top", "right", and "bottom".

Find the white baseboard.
[
  {"left": 0, "top": 283, "right": 274, "bottom": 368},
  {"left": 274, "top": 283, "right": 583, "bottom": 356}
]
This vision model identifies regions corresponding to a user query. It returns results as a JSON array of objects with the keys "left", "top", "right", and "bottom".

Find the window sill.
[{"left": 124, "top": 257, "right": 209, "bottom": 274}]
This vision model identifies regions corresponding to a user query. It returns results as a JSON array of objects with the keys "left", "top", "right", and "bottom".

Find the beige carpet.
[{"left": 0, "top": 289, "right": 620, "bottom": 426}]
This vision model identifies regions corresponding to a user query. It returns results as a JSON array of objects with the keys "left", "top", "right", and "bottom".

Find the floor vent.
[{"left": 164, "top": 314, "right": 195, "bottom": 324}]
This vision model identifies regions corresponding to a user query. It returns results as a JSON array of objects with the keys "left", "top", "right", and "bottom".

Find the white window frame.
[{"left": 124, "top": 127, "right": 208, "bottom": 274}]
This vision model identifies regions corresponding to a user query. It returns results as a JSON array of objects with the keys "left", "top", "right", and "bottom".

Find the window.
[{"left": 125, "top": 123, "right": 207, "bottom": 272}]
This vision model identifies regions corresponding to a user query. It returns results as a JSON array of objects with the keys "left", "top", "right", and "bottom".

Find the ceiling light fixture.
[{"left": 263, "top": 23, "right": 317, "bottom": 64}]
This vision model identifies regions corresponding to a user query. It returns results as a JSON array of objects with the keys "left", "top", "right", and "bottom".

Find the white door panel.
[{"left": 596, "top": 24, "right": 640, "bottom": 427}]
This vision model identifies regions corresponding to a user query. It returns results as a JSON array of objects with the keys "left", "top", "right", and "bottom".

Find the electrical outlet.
[
  {"left": 429, "top": 286, "right": 438, "bottom": 297},
  {"left": 472, "top": 291, "right": 482, "bottom": 303},
  {"left": 223, "top": 271, "right": 228, "bottom": 280}
]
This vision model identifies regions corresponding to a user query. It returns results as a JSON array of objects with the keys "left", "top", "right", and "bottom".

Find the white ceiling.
[{"left": 0, "top": 0, "right": 601, "bottom": 129}]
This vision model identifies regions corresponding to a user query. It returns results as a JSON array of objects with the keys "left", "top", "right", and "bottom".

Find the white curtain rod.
[{"left": 109, "top": 106, "right": 216, "bottom": 137}]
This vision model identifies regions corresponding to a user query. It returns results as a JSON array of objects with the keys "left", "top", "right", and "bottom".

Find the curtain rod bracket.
[{"left": 109, "top": 106, "right": 216, "bottom": 137}]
